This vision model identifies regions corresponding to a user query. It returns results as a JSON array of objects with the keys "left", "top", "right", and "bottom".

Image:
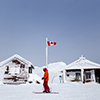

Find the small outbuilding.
[
  {"left": 0, "top": 54, "right": 34, "bottom": 84},
  {"left": 63, "top": 56, "right": 100, "bottom": 84}
]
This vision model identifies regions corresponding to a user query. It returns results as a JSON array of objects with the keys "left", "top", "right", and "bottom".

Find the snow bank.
[
  {"left": 28, "top": 73, "right": 43, "bottom": 84},
  {"left": 48, "top": 62, "right": 67, "bottom": 72},
  {"left": 34, "top": 62, "right": 67, "bottom": 84}
]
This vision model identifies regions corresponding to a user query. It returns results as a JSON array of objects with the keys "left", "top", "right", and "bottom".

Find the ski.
[{"left": 32, "top": 91, "right": 59, "bottom": 94}]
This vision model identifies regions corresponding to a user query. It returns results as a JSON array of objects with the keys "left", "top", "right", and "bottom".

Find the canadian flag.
[{"left": 47, "top": 41, "right": 57, "bottom": 46}]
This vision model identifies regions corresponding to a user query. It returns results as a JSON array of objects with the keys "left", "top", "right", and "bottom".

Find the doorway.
[{"left": 95, "top": 69, "right": 100, "bottom": 83}]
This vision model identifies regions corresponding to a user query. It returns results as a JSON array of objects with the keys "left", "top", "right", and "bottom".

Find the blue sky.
[{"left": 0, "top": 0, "right": 100, "bottom": 67}]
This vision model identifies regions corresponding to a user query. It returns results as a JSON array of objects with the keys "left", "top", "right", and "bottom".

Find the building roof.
[
  {"left": 0, "top": 54, "right": 34, "bottom": 67},
  {"left": 65, "top": 55, "right": 100, "bottom": 70}
]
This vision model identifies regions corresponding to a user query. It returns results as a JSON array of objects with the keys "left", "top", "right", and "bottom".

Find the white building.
[
  {"left": 0, "top": 54, "right": 34, "bottom": 84},
  {"left": 63, "top": 56, "right": 100, "bottom": 84}
]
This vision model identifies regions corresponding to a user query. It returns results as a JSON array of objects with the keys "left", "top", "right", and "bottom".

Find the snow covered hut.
[
  {"left": 0, "top": 54, "right": 34, "bottom": 84},
  {"left": 63, "top": 56, "right": 100, "bottom": 84}
]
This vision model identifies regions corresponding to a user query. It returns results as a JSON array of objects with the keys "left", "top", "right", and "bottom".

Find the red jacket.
[{"left": 44, "top": 69, "right": 49, "bottom": 81}]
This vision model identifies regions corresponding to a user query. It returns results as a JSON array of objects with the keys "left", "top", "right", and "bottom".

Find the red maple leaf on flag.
[{"left": 47, "top": 41, "right": 57, "bottom": 46}]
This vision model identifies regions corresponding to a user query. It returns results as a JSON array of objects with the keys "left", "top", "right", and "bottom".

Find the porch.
[{"left": 65, "top": 69, "right": 100, "bottom": 83}]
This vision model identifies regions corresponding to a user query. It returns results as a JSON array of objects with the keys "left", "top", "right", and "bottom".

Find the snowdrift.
[
  {"left": 28, "top": 73, "right": 43, "bottom": 84},
  {"left": 34, "top": 62, "right": 67, "bottom": 83}
]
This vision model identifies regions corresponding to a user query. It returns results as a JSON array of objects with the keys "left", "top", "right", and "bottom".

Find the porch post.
[
  {"left": 93, "top": 70, "right": 96, "bottom": 82},
  {"left": 63, "top": 69, "right": 66, "bottom": 83},
  {"left": 81, "top": 68, "right": 84, "bottom": 83}
]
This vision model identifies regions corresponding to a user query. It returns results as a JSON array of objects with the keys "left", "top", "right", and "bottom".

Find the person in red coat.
[{"left": 42, "top": 68, "right": 50, "bottom": 93}]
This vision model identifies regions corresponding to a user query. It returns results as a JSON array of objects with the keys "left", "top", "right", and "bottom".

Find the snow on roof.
[
  {"left": 0, "top": 54, "right": 33, "bottom": 67},
  {"left": 65, "top": 55, "right": 100, "bottom": 70}
]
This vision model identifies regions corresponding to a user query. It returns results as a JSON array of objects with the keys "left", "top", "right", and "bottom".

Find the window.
[
  {"left": 86, "top": 72, "right": 91, "bottom": 79},
  {"left": 29, "top": 67, "right": 32, "bottom": 73},
  {"left": 76, "top": 73, "right": 81, "bottom": 80},
  {"left": 20, "top": 64, "right": 25, "bottom": 68}
]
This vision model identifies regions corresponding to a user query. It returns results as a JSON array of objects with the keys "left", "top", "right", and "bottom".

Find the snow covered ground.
[
  {"left": 0, "top": 61, "right": 100, "bottom": 100},
  {"left": 0, "top": 82, "right": 100, "bottom": 100}
]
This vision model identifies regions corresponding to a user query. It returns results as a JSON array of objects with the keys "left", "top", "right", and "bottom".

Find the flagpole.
[{"left": 46, "top": 38, "right": 48, "bottom": 68}]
